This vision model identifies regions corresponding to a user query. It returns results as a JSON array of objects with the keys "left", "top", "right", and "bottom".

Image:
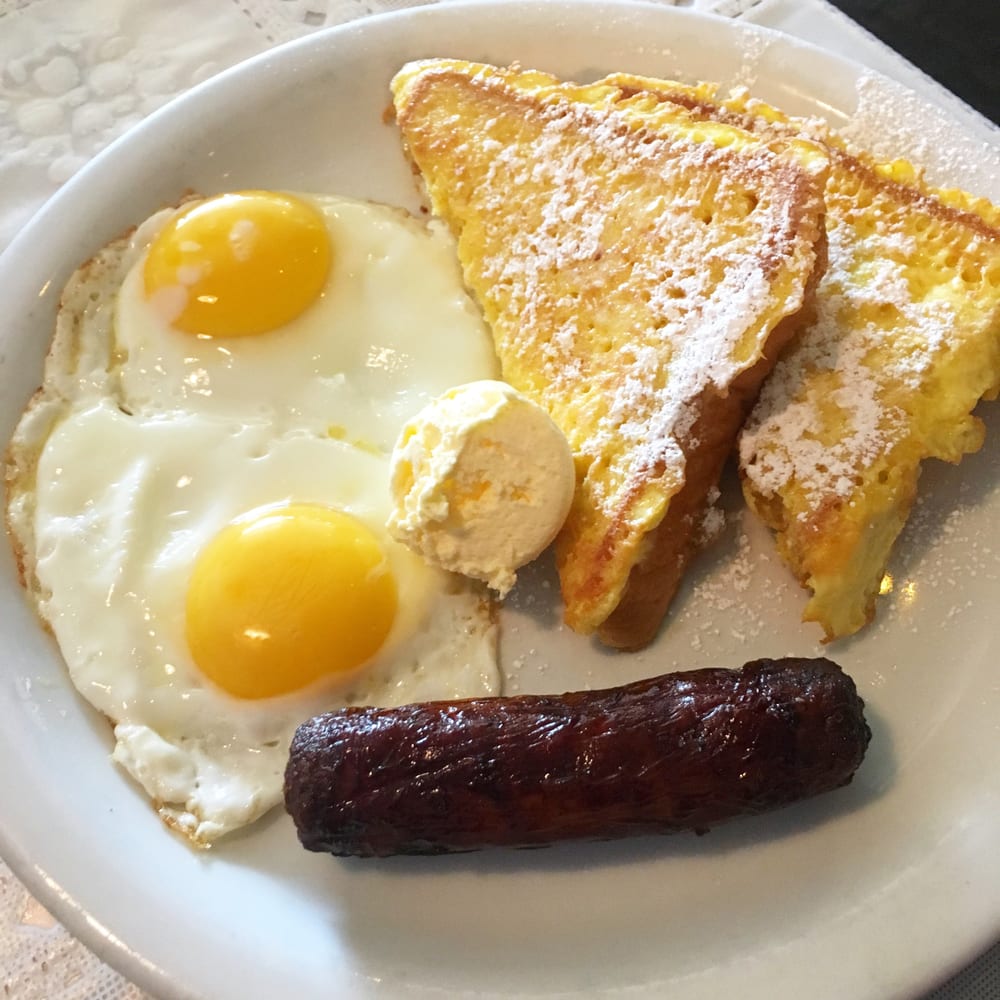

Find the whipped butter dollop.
[{"left": 387, "top": 380, "right": 575, "bottom": 595}]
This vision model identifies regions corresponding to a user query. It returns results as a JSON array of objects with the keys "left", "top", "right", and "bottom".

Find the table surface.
[
  {"left": 829, "top": 0, "right": 998, "bottom": 125},
  {"left": 0, "top": 1, "right": 997, "bottom": 998}
]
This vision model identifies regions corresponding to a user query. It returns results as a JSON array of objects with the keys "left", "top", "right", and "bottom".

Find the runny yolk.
[
  {"left": 143, "top": 191, "right": 332, "bottom": 338},
  {"left": 185, "top": 504, "right": 397, "bottom": 700}
]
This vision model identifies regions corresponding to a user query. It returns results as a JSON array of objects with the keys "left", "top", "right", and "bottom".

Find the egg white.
[
  {"left": 12, "top": 193, "right": 503, "bottom": 845},
  {"left": 32, "top": 400, "right": 498, "bottom": 843}
]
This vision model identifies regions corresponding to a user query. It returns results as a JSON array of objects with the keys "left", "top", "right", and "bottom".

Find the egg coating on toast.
[
  {"left": 392, "top": 60, "right": 830, "bottom": 649},
  {"left": 604, "top": 76, "right": 1000, "bottom": 640}
]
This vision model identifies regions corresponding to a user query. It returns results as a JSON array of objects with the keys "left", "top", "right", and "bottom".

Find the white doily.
[{"left": 0, "top": 1, "right": 995, "bottom": 998}]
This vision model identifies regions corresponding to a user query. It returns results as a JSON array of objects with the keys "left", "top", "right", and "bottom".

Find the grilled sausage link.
[{"left": 284, "top": 657, "right": 870, "bottom": 857}]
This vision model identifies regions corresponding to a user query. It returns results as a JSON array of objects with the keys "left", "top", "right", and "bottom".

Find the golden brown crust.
[
  {"left": 3, "top": 394, "right": 40, "bottom": 591},
  {"left": 4, "top": 217, "right": 153, "bottom": 619}
]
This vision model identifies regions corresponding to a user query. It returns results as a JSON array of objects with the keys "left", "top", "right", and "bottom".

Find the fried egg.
[
  {"left": 114, "top": 191, "right": 498, "bottom": 447},
  {"left": 6, "top": 191, "right": 502, "bottom": 844}
]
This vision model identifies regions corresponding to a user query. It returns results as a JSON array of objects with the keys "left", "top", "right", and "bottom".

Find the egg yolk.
[
  {"left": 185, "top": 504, "right": 397, "bottom": 699},
  {"left": 143, "top": 191, "right": 332, "bottom": 337}
]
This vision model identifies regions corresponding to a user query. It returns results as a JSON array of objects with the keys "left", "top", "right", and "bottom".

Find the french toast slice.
[
  {"left": 602, "top": 75, "right": 1000, "bottom": 640},
  {"left": 391, "top": 60, "right": 829, "bottom": 649}
]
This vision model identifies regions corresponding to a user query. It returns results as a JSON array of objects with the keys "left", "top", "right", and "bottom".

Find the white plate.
[{"left": 1, "top": 3, "right": 998, "bottom": 998}]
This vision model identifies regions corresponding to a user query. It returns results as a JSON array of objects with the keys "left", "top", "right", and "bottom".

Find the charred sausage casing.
[{"left": 284, "top": 656, "right": 870, "bottom": 857}]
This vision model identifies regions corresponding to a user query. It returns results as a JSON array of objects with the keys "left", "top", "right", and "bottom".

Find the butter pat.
[{"left": 388, "top": 380, "right": 575, "bottom": 595}]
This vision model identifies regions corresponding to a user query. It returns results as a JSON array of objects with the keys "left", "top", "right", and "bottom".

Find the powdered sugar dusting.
[
  {"left": 455, "top": 74, "right": 816, "bottom": 524},
  {"left": 726, "top": 23, "right": 773, "bottom": 90},
  {"left": 740, "top": 152, "right": 995, "bottom": 512},
  {"left": 662, "top": 506, "right": 794, "bottom": 666},
  {"left": 840, "top": 73, "right": 1000, "bottom": 197}
]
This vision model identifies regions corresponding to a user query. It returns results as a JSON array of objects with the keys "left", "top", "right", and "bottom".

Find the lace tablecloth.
[{"left": 0, "top": 0, "right": 997, "bottom": 997}]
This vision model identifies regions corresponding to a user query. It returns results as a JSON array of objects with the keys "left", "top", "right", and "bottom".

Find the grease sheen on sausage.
[{"left": 284, "top": 657, "right": 870, "bottom": 857}]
